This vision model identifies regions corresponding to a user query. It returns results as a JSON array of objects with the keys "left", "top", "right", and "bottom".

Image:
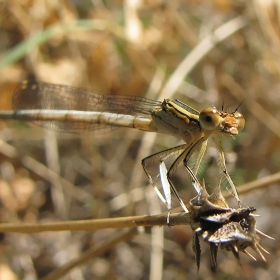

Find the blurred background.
[{"left": 0, "top": 0, "right": 280, "bottom": 279}]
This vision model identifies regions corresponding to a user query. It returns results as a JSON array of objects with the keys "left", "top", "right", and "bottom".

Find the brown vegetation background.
[{"left": 0, "top": 0, "right": 280, "bottom": 279}]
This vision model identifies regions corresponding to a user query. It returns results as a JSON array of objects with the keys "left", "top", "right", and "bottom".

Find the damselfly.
[{"left": 0, "top": 80, "right": 245, "bottom": 209}]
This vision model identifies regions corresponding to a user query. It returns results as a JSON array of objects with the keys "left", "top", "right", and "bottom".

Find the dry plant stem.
[
  {"left": 0, "top": 172, "right": 279, "bottom": 234},
  {"left": 158, "top": 15, "right": 247, "bottom": 100},
  {"left": 0, "top": 212, "right": 190, "bottom": 234},
  {"left": 40, "top": 228, "right": 138, "bottom": 280},
  {"left": 44, "top": 131, "right": 68, "bottom": 219},
  {"left": 147, "top": 189, "right": 164, "bottom": 280},
  {"left": 253, "top": 0, "right": 280, "bottom": 74},
  {"left": 229, "top": 171, "right": 280, "bottom": 197}
]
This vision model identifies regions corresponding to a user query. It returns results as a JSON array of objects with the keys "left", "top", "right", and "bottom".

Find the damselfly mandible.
[{"left": 0, "top": 80, "right": 245, "bottom": 207}]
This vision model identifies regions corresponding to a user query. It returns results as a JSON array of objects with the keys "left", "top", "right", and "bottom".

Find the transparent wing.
[
  {"left": 142, "top": 144, "right": 188, "bottom": 202},
  {"left": 13, "top": 80, "right": 161, "bottom": 133}
]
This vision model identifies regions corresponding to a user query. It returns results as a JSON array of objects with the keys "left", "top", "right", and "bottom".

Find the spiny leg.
[
  {"left": 142, "top": 144, "right": 187, "bottom": 210},
  {"left": 157, "top": 143, "right": 204, "bottom": 213},
  {"left": 213, "top": 134, "right": 241, "bottom": 205},
  {"left": 162, "top": 166, "right": 189, "bottom": 215},
  {"left": 167, "top": 137, "right": 206, "bottom": 195},
  {"left": 193, "top": 139, "right": 208, "bottom": 176},
  {"left": 142, "top": 137, "right": 208, "bottom": 214},
  {"left": 154, "top": 138, "right": 207, "bottom": 220}
]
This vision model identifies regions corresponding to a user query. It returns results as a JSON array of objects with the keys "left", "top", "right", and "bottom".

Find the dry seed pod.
[{"left": 187, "top": 182, "right": 272, "bottom": 271}]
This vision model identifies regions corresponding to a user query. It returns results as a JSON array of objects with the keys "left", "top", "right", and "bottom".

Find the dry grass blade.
[
  {"left": 159, "top": 15, "right": 248, "bottom": 100},
  {"left": 40, "top": 228, "right": 139, "bottom": 280}
]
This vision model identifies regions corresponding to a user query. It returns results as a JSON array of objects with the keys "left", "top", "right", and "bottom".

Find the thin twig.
[{"left": 0, "top": 212, "right": 190, "bottom": 234}]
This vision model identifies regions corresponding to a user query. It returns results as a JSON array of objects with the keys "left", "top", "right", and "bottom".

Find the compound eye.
[
  {"left": 234, "top": 111, "right": 245, "bottom": 131},
  {"left": 199, "top": 107, "right": 221, "bottom": 130}
]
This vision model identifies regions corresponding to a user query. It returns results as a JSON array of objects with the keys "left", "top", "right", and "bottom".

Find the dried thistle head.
[{"left": 187, "top": 181, "right": 273, "bottom": 271}]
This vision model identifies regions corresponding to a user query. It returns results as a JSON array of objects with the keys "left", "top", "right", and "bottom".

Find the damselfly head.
[{"left": 198, "top": 106, "right": 245, "bottom": 136}]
